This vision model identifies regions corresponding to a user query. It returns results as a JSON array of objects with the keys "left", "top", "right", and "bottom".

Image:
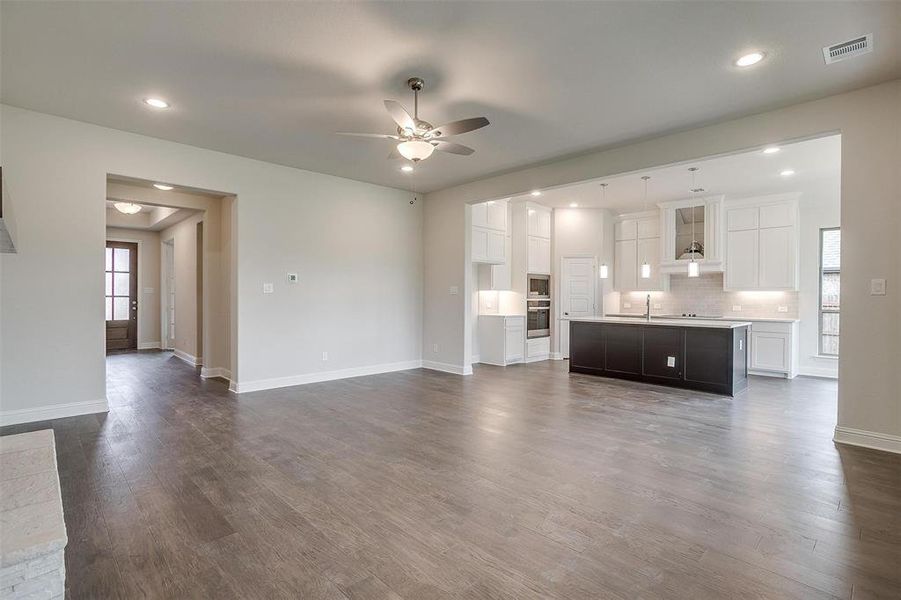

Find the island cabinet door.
[
  {"left": 642, "top": 327, "right": 683, "bottom": 380},
  {"left": 603, "top": 325, "right": 642, "bottom": 375},
  {"left": 683, "top": 328, "right": 732, "bottom": 386},
  {"left": 569, "top": 321, "right": 605, "bottom": 372}
]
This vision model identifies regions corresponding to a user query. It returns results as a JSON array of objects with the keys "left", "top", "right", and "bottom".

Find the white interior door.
[{"left": 560, "top": 257, "right": 596, "bottom": 358}]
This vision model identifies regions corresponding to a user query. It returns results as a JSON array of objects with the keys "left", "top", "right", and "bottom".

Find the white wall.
[
  {"left": 551, "top": 207, "right": 615, "bottom": 355},
  {"left": 160, "top": 214, "right": 203, "bottom": 360},
  {"left": 105, "top": 227, "right": 161, "bottom": 349},
  {"left": 0, "top": 105, "right": 422, "bottom": 424},
  {"left": 798, "top": 179, "right": 841, "bottom": 378},
  {"left": 423, "top": 79, "right": 901, "bottom": 453}
]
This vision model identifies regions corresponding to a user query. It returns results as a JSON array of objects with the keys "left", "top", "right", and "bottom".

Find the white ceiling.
[
  {"left": 2, "top": 2, "right": 898, "bottom": 192},
  {"left": 526, "top": 135, "right": 841, "bottom": 212}
]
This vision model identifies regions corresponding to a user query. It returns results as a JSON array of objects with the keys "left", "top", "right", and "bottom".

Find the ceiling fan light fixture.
[
  {"left": 153, "top": 183, "right": 174, "bottom": 190},
  {"left": 400, "top": 165, "right": 414, "bottom": 173},
  {"left": 397, "top": 140, "right": 435, "bottom": 162},
  {"left": 114, "top": 202, "right": 142, "bottom": 215}
]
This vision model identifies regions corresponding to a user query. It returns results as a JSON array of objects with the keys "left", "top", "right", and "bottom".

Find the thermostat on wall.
[{"left": 287, "top": 273, "right": 299, "bottom": 284}]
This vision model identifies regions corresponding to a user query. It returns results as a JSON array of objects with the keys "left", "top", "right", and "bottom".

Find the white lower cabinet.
[
  {"left": 526, "top": 336, "right": 550, "bottom": 362},
  {"left": 748, "top": 321, "right": 799, "bottom": 378},
  {"left": 478, "top": 315, "right": 524, "bottom": 366}
]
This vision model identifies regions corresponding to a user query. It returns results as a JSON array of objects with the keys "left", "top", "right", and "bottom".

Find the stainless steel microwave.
[{"left": 528, "top": 274, "right": 550, "bottom": 299}]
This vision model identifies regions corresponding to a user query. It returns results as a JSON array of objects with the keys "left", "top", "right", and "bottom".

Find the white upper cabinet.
[
  {"left": 723, "top": 194, "right": 799, "bottom": 291},
  {"left": 613, "top": 210, "right": 667, "bottom": 292},
  {"left": 658, "top": 195, "right": 724, "bottom": 273},
  {"left": 472, "top": 199, "right": 508, "bottom": 264},
  {"left": 528, "top": 205, "right": 552, "bottom": 239},
  {"left": 526, "top": 204, "right": 552, "bottom": 274}
]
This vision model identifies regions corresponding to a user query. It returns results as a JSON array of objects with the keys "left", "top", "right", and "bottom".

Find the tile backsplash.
[{"left": 617, "top": 272, "right": 798, "bottom": 319}]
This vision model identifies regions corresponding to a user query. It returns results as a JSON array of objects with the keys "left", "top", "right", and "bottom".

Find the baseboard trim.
[
  {"left": 550, "top": 352, "right": 564, "bottom": 360},
  {"left": 172, "top": 349, "right": 202, "bottom": 367},
  {"left": 200, "top": 367, "right": 232, "bottom": 381},
  {"left": 232, "top": 360, "right": 423, "bottom": 393},
  {"left": 798, "top": 367, "right": 838, "bottom": 379},
  {"left": 0, "top": 398, "right": 109, "bottom": 427},
  {"left": 834, "top": 426, "right": 901, "bottom": 455},
  {"left": 138, "top": 341, "right": 162, "bottom": 350},
  {"left": 421, "top": 360, "right": 473, "bottom": 376}
]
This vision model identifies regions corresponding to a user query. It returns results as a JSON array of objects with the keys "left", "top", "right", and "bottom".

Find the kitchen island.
[{"left": 568, "top": 316, "right": 751, "bottom": 396}]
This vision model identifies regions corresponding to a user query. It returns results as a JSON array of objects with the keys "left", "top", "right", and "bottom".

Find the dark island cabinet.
[{"left": 569, "top": 321, "right": 749, "bottom": 396}]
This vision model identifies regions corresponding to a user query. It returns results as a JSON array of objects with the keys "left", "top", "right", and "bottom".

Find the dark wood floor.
[{"left": 3, "top": 352, "right": 900, "bottom": 599}]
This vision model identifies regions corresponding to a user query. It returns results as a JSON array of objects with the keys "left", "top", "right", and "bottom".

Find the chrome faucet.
[{"left": 645, "top": 294, "right": 651, "bottom": 322}]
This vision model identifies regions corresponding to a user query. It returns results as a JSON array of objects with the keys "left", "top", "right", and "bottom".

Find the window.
[
  {"left": 105, "top": 245, "right": 132, "bottom": 321},
  {"left": 819, "top": 228, "right": 840, "bottom": 356}
]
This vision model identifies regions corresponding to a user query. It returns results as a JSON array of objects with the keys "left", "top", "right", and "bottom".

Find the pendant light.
[
  {"left": 687, "top": 168, "right": 700, "bottom": 278},
  {"left": 599, "top": 183, "right": 609, "bottom": 279},
  {"left": 640, "top": 176, "right": 651, "bottom": 279}
]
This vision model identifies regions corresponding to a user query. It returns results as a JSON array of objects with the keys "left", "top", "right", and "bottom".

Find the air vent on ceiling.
[{"left": 823, "top": 34, "right": 873, "bottom": 64}]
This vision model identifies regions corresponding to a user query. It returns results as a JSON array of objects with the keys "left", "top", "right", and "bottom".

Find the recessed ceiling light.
[
  {"left": 400, "top": 165, "right": 414, "bottom": 173},
  {"left": 143, "top": 98, "right": 170, "bottom": 109},
  {"left": 762, "top": 146, "right": 781, "bottom": 154},
  {"left": 153, "top": 183, "right": 174, "bottom": 190},
  {"left": 531, "top": 190, "right": 541, "bottom": 197},
  {"left": 780, "top": 169, "right": 795, "bottom": 177},
  {"left": 569, "top": 202, "right": 579, "bottom": 208},
  {"left": 735, "top": 52, "right": 765, "bottom": 67}
]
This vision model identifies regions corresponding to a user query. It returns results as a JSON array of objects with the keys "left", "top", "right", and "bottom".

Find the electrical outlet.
[
  {"left": 321, "top": 351, "right": 328, "bottom": 361},
  {"left": 870, "top": 278, "right": 886, "bottom": 296},
  {"left": 777, "top": 306, "right": 788, "bottom": 313},
  {"left": 263, "top": 283, "right": 274, "bottom": 294},
  {"left": 432, "top": 343, "right": 439, "bottom": 353},
  {"left": 653, "top": 303, "right": 662, "bottom": 309},
  {"left": 624, "top": 302, "right": 632, "bottom": 309},
  {"left": 732, "top": 305, "right": 741, "bottom": 312},
  {"left": 287, "top": 273, "right": 299, "bottom": 284}
]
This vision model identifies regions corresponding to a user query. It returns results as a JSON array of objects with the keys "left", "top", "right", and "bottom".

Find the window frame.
[{"left": 818, "top": 227, "right": 840, "bottom": 357}]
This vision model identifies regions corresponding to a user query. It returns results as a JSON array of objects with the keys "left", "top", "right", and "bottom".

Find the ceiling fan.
[{"left": 337, "top": 77, "right": 490, "bottom": 163}]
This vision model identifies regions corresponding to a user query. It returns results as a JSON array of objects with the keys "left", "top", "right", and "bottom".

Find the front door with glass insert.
[{"left": 105, "top": 241, "right": 138, "bottom": 351}]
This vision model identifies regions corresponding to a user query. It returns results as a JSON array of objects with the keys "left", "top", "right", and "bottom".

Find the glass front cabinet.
[{"left": 657, "top": 195, "right": 724, "bottom": 274}]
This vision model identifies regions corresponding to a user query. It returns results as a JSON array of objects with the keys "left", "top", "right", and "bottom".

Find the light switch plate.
[
  {"left": 144, "top": 287, "right": 154, "bottom": 294},
  {"left": 263, "top": 283, "right": 274, "bottom": 294},
  {"left": 449, "top": 285, "right": 459, "bottom": 295},
  {"left": 287, "top": 273, "right": 298, "bottom": 284},
  {"left": 666, "top": 356, "right": 675, "bottom": 368},
  {"left": 777, "top": 306, "right": 788, "bottom": 313},
  {"left": 870, "top": 278, "right": 886, "bottom": 296},
  {"left": 321, "top": 351, "right": 328, "bottom": 361}
]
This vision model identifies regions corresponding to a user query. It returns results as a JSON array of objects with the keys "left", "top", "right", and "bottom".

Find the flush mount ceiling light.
[
  {"left": 153, "top": 183, "right": 174, "bottom": 190},
  {"left": 762, "top": 146, "right": 781, "bottom": 154},
  {"left": 114, "top": 202, "right": 142, "bottom": 215},
  {"left": 400, "top": 164, "right": 414, "bottom": 173},
  {"left": 735, "top": 51, "right": 765, "bottom": 67},
  {"left": 780, "top": 169, "right": 796, "bottom": 177},
  {"left": 569, "top": 202, "right": 579, "bottom": 208},
  {"left": 337, "top": 77, "right": 489, "bottom": 163},
  {"left": 531, "top": 190, "right": 542, "bottom": 197},
  {"left": 143, "top": 97, "right": 170, "bottom": 109}
]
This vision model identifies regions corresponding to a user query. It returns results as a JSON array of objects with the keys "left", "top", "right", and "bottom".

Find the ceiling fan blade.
[
  {"left": 430, "top": 117, "right": 489, "bottom": 137},
  {"left": 336, "top": 132, "right": 400, "bottom": 140},
  {"left": 384, "top": 100, "right": 415, "bottom": 131},
  {"left": 432, "top": 140, "right": 475, "bottom": 156}
]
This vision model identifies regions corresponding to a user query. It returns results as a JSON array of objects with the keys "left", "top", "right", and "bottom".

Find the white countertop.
[
  {"left": 607, "top": 313, "right": 799, "bottom": 323},
  {"left": 568, "top": 316, "right": 751, "bottom": 329},
  {"left": 478, "top": 313, "right": 525, "bottom": 318}
]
